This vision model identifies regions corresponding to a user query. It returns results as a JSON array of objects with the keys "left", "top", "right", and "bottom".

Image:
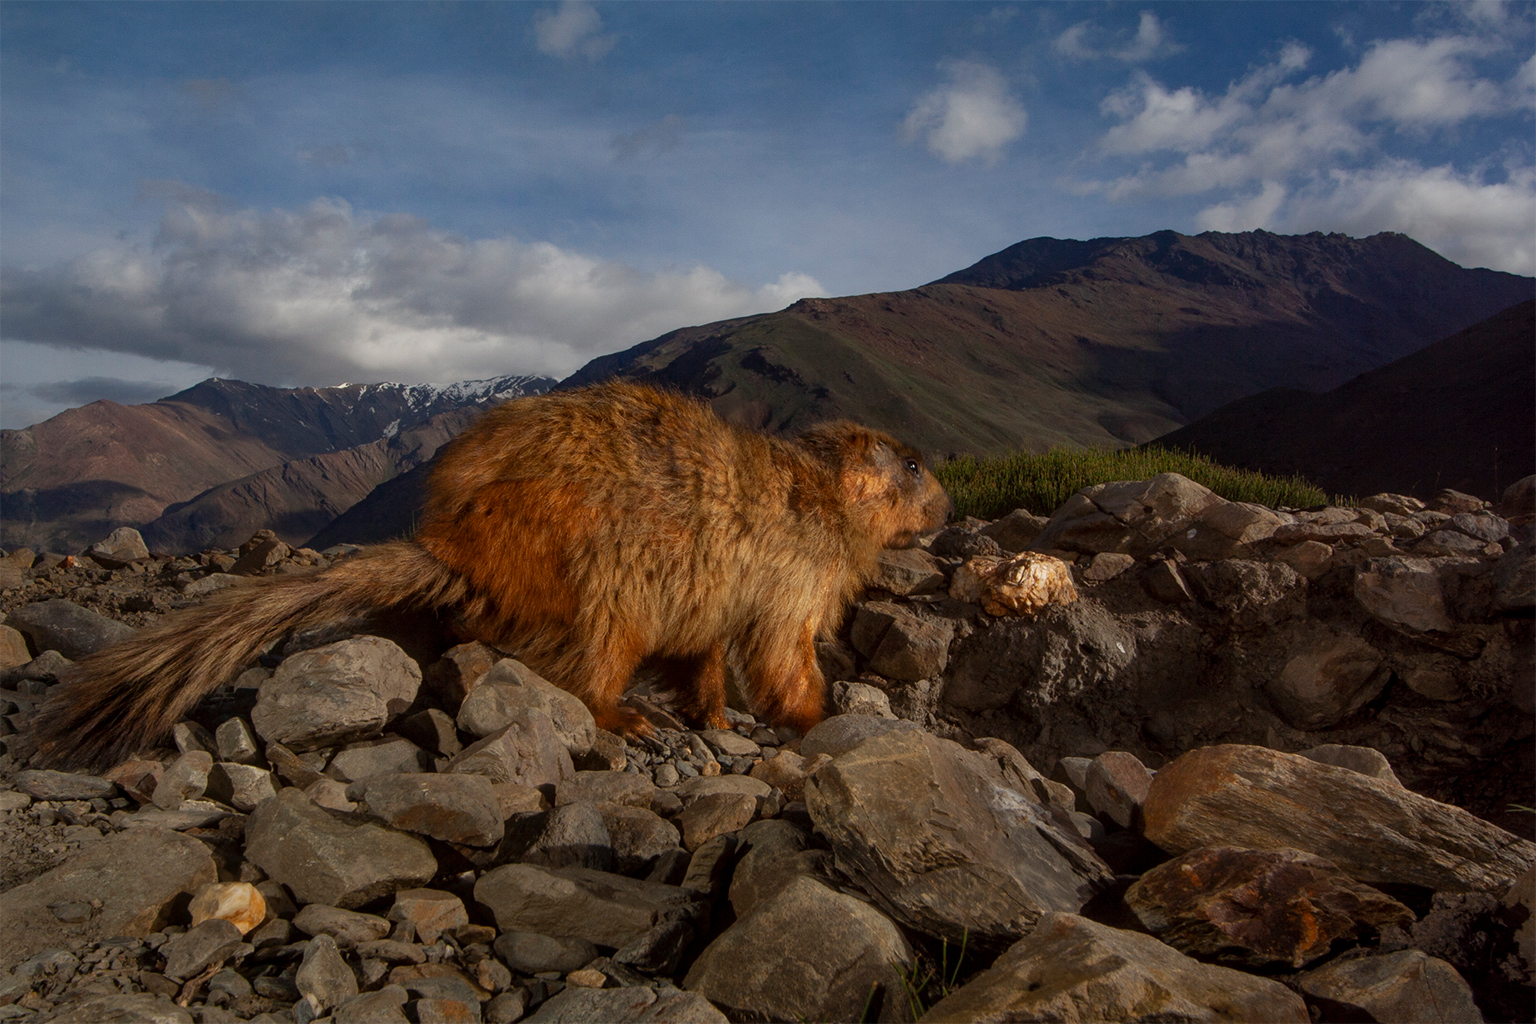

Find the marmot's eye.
[{"left": 903, "top": 458, "right": 921, "bottom": 477}]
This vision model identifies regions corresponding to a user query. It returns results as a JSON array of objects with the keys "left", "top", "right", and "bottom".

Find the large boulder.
[
  {"left": 685, "top": 875, "right": 913, "bottom": 1023},
  {"left": 4, "top": 599, "right": 133, "bottom": 660},
  {"left": 251, "top": 636, "right": 422, "bottom": 750},
  {"left": 1030, "top": 473, "right": 1228, "bottom": 557},
  {"left": 1144, "top": 745, "right": 1536, "bottom": 894},
  {"left": 806, "top": 728, "right": 1112, "bottom": 948},
  {"left": 244, "top": 789, "right": 437, "bottom": 908},
  {"left": 918, "top": 913, "right": 1309, "bottom": 1023},
  {"left": 456, "top": 659, "right": 596, "bottom": 756}
]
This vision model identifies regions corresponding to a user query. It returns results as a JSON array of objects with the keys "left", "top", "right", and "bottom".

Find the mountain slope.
[
  {"left": 1, "top": 375, "right": 554, "bottom": 552},
  {"left": 563, "top": 230, "right": 1531, "bottom": 458},
  {"left": 1149, "top": 300, "right": 1536, "bottom": 501},
  {"left": 140, "top": 407, "right": 482, "bottom": 552}
]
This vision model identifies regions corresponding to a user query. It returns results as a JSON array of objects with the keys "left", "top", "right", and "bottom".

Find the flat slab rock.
[
  {"left": 1297, "top": 950, "right": 1485, "bottom": 1023},
  {"left": 1125, "top": 845, "right": 1415, "bottom": 968},
  {"left": 0, "top": 827, "right": 217, "bottom": 969},
  {"left": 251, "top": 635, "right": 422, "bottom": 751},
  {"left": 4, "top": 598, "right": 134, "bottom": 660},
  {"left": 806, "top": 727, "right": 1113, "bottom": 948},
  {"left": 525, "top": 985, "right": 727, "bottom": 1023},
  {"left": 918, "top": 912, "right": 1310, "bottom": 1023},
  {"left": 245, "top": 788, "right": 437, "bottom": 909},
  {"left": 473, "top": 864, "right": 706, "bottom": 950},
  {"left": 1143, "top": 745, "right": 1536, "bottom": 894}
]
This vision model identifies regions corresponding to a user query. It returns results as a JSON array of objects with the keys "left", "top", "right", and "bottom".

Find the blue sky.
[{"left": 2, "top": 1, "right": 1532, "bottom": 428}]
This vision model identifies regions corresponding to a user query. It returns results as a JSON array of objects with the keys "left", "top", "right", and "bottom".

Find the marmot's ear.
[{"left": 798, "top": 421, "right": 876, "bottom": 463}]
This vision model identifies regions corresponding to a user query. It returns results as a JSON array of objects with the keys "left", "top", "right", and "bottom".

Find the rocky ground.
[{"left": 0, "top": 474, "right": 1531, "bottom": 1023}]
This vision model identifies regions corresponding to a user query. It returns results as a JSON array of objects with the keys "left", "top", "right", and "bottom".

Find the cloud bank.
[
  {"left": 1081, "top": 32, "right": 1536, "bottom": 273},
  {"left": 534, "top": 1, "right": 616, "bottom": 61},
  {"left": 0, "top": 191, "right": 826, "bottom": 388}
]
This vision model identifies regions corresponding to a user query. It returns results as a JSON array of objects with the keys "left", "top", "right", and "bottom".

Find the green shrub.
[{"left": 936, "top": 445, "right": 1331, "bottom": 521}]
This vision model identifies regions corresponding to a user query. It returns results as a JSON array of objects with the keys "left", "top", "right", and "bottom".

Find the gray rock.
[
  {"left": 806, "top": 728, "right": 1113, "bottom": 947},
  {"left": 485, "top": 991, "right": 530, "bottom": 1024},
  {"left": 492, "top": 931, "right": 599, "bottom": 974},
  {"left": 296, "top": 934, "right": 358, "bottom": 1012},
  {"left": 830, "top": 680, "right": 896, "bottom": 719},
  {"left": 728, "top": 819, "right": 833, "bottom": 918},
  {"left": 474, "top": 864, "right": 706, "bottom": 949},
  {"left": 153, "top": 751, "right": 212, "bottom": 811},
  {"left": 14, "top": 770, "right": 117, "bottom": 801},
  {"left": 362, "top": 771, "right": 505, "bottom": 847},
  {"left": 5, "top": 599, "right": 134, "bottom": 659},
  {"left": 1418, "top": 529, "right": 1492, "bottom": 557},
  {"left": 1084, "top": 750, "right": 1154, "bottom": 830},
  {"left": 387, "top": 889, "right": 469, "bottom": 946},
  {"left": 395, "top": 708, "right": 463, "bottom": 756},
  {"left": 918, "top": 913, "right": 1309, "bottom": 1023},
  {"left": 252, "top": 636, "right": 422, "bottom": 751},
  {"left": 1297, "top": 950, "right": 1484, "bottom": 1023},
  {"left": 329, "top": 737, "right": 432, "bottom": 782},
  {"left": 685, "top": 875, "right": 911, "bottom": 1023},
  {"left": 292, "top": 905, "right": 392, "bottom": 946},
  {"left": 697, "top": 729, "right": 759, "bottom": 758},
  {"left": 1263, "top": 625, "right": 1388, "bottom": 731},
  {"left": 244, "top": 788, "right": 437, "bottom": 908},
  {"left": 36, "top": 993, "right": 193, "bottom": 1023},
  {"left": 172, "top": 720, "right": 217, "bottom": 755},
  {"left": 1355, "top": 557, "right": 1454, "bottom": 633},
  {"left": 1032, "top": 474, "right": 1227, "bottom": 556},
  {"left": 556, "top": 770, "right": 654, "bottom": 810},
  {"left": 799, "top": 713, "right": 919, "bottom": 759},
  {"left": 675, "top": 773, "right": 772, "bottom": 809},
  {"left": 1494, "top": 538, "right": 1535, "bottom": 614},
  {"left": 446, "top": 709, "right": 575, "bottom": 789},
  {"left": 334, "top": 990, "right": 410, "bottom": 1024},
  {"left": 1083, "top": 551, "right": 1136, "bottom": 581},
  {"left": 851, "top": 601, "right": 955, "bottom": 681},
  {"left": 214, "top": 717, "right": 262, "bottom": 766},
  {"left": 0, "top": 828, "right": 217, "bottom": 967},
  {"left": 978, "top": 508, "right": 1050, "bottom": 552},
  {"left": 872, "top": 546, "right": 947, "bottom": 596},
  {"left": 205, "top": 762, "right": 279, "bottom": 812},
  {"left": 676, "top": 792, "right": 757, "bottom": 852},
  {"left": 459, "top": 658, "right": 596, "bottom": 756},
  {"left": 87, "top": 528, "right": 151, "bottom": 569},
  {"left": 161, "top": 918, "right": 243, "bottom": 981},
  {"left": 598, "top": 804, "right": 681, "bottom": 876},
  {"left": 527, "top": 985, "right": 728, "bottom": 1023},
  {"left": 1298, "top": 744, "right": 1403, "bottom": 787},
  {"left": 522, "top": 801, "right": 614, "bottom": 870}
]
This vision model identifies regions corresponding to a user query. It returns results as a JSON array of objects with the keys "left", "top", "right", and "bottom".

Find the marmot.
[{"left": 34, "top": 381, "right": 952, "bottom": 770}]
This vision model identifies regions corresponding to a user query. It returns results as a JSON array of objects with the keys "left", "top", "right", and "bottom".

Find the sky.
[{"left": 1, "top": 1, "right": 1533, "bottom": 429}]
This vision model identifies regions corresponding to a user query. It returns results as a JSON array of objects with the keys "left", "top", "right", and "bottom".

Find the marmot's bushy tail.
[{"left": 33, "top": 542, "right": 466, "bottom": 772}]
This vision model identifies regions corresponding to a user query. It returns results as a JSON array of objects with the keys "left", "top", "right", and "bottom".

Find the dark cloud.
[{"left": 17, "top": 377, "right": 178, "bottom": 406}]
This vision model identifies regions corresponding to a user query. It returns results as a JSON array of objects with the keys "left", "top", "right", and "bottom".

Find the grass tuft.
[{"left": 936, "top": 445, "right": 1332, "bottom": 521}]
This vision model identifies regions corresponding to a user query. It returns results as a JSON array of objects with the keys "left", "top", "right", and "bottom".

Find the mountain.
[
  {"left": 1149, "top": 300, "right": 1536, "bottom": 501},
  {"left": 1, "top": 375, "right": 554, "bottom": 553},
  {"left": 562, "top": 229, "right": 1531, "bottom": 458}
]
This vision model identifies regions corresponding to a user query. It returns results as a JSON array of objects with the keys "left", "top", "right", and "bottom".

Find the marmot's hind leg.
[{"left": 651, "top": 643, "right": 729, "bottom": 731}]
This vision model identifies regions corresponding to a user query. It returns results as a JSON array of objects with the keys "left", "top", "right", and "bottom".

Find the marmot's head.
[{"left": 798, "top": 421, "right": 953, "bottom": 548}]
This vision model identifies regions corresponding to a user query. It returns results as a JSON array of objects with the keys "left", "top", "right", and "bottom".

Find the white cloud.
[
  {"left": 533, "top": 1, "right": 615, "bottom": 61},
  {"left": 1195, "top": 180, "right": 1289, "bottom": 232},
  {"left": 1284, "top": 162, "right": 1536, "bottom": 274},
  {"left": 1056, "top": 11, "right": 1182, "bottom": 63},
  {"left": 901, "top": 61, "right": 1026, "bottom": 165},
  {"left": 1076, "top": 28, "right": 1536, "bottom": 274},
  {"left": 0, "top": 192, "right": 828, "bottom": 387}
]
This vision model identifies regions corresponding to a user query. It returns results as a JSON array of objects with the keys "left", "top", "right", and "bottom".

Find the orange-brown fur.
[{"left": 34, "top": 381, "right": 952, "bottom": 770}]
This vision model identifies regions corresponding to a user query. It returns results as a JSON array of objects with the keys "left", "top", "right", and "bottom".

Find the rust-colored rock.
[
  {"left": 1125, "top": 846, "right": 1414, "bottom": 967},
  {"left": 1143, "top": 745, "right": 1536, "bottom": 894}
]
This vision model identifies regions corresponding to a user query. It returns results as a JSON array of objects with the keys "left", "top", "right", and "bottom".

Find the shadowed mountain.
[
  {"left": 1149, "top": 300, "right": 1536, "bottom": 502},
  {"left": 1, "top": 375, "right": 554, "bottom": 553},
  {"left": 560, "top": 230, "right": 1532, "bottom": 459}
]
